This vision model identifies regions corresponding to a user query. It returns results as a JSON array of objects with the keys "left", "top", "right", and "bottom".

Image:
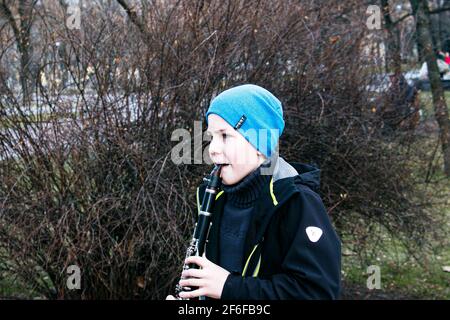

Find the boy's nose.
[{"left": 208, "top": 136, "right": 223, "bottom": 158}]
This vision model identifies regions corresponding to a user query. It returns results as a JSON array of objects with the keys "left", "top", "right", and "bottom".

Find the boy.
[{"left": 167, "top": 84, "right": 341, "bottom": 300}]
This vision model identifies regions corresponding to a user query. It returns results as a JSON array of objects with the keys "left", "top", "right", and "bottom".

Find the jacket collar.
[{"left": 200, "top": 156, "right": 321, "bottom": 265}]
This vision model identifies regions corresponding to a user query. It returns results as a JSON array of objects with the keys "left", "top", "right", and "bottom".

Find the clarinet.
[{"left": 174, "top": 164, "right": 223, "bottom": 300}]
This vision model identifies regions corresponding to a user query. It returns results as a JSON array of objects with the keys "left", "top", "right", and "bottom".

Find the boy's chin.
[
  {"left": 220, "top": 162, "right": 262, "bottom": 185},
  {"left": 220, "top": 165, "right": 237, "bottom": 185},
  {"left": 220, "top": 165, "right": 248, "bottom": 185}
]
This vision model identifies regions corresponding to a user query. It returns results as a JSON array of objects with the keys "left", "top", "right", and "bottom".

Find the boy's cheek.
[
  {"left": 220, "top": 165, "right": 241, "bottom": 185},
  {"left": 223, "top": 164, "right": 246, "bottom": 183}
]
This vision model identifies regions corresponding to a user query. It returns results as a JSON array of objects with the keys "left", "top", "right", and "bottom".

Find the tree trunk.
[
  {"left": 18, "top": 34, "right": 31, "bottom": 99},
  {"left": 0, "top": 0, "right": 35, "bottom": 100},
  {"left": 381, "top": 0, "right": 402, "bottom": 75},
  {"left": 411, "top": 0, "right": 450, "bottom": 176},
  {"left": 437, "top": 0, "right": 443, "bottom": 50},
  {"left": 429, "top": 0, "right": 442, "bottom": 50}
]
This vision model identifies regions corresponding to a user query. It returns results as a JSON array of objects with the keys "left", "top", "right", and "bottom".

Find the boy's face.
[{"left": 207, "top": 114, "right": 264, "bottom": 185}]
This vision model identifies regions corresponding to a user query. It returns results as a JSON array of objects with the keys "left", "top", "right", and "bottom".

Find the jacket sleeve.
[{"left": 220, "top": 188, "right": 341, "bottom": 300}]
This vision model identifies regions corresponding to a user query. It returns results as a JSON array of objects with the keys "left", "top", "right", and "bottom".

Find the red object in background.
[{"left": 445, "top": 56, "right": 450, "bottom": 65}]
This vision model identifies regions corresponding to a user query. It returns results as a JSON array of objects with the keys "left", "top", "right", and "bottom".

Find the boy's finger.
[
  {"left": 179, "top": 278, "right": 204, "bottom": 288},
  {"left": 179, "top": 288, "right": 205, "bottom": 299},
  {"left": 185, "top": 256, "right": 207, "bottom": 268},
  {"left": 182, "top": 268, "right": 204, "bottom": 278}
]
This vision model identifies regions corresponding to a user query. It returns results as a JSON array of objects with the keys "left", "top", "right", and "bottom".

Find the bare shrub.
[{"left": 0, "top": 0, "right": 445, "bottom": 299}]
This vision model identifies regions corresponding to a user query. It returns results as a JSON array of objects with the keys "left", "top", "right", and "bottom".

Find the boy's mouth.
[
  {"left": 216, "top": 164, "right": 231, "bottom": 174},
  {"left": 217, "top": 163, "right": 230, "bottom": 167}
]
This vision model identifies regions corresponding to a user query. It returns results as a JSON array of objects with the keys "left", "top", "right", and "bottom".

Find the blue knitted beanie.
[{"left": 205, "top": 84, "right": 284, "bottom": 158}]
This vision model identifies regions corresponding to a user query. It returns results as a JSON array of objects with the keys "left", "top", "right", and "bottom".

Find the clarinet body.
[{"left": 174, "top": 165, "right": 223, "bottom": 300}]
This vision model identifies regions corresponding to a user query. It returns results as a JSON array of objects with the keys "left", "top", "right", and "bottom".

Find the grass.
[
  {"left": 342, "top": 132, "right": 450, "bottom": 299},
  {"left": 0, "top": 245, "right": 55, "bottom": 299},
  {"left": 0, "top": 272, "right": 34, "bottom": 299},
  {"left": 342, "top": 224, "right": 450, "bottom": 300},
  {"left": 342, "top": 86, "right": 450, "bottom": 298},
  {"left": 342, "top": 248, "right": 450, "bottom": 299},
  {"left": 418, "top": 91, "right": 450, "bottom": 120},
  {"left": 0, "top": 249, "right": 38, "bottom": 299}
]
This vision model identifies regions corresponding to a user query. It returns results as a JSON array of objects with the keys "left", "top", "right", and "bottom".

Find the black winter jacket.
[{"left": 196, "top": 157, "right": 341, "bottom": 300}]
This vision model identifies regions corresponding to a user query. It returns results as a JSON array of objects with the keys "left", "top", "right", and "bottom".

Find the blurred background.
[{"left": 0, "top": 0, "right": 448, "bottom": 299}]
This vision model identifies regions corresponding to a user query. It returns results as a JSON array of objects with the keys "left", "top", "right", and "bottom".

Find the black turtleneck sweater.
[{"left": 219, "top": 166, "right": 271, "bottom": 274}]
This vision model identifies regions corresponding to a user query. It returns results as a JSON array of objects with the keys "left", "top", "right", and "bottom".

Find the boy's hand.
[{"left": 178, "top": 255, "right": 230, "bottom": 299}]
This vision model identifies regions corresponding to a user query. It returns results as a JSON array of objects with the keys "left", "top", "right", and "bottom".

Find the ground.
[
  {"left": 340, "top": 281, "right": 422, "bottom": 300},
  {"left": 341, "top": 90, "right": 450, "bottom": 300}
]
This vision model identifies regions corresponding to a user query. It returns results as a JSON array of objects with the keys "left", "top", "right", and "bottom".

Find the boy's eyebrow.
[{"left": 206, "top": 128, "right": 228, "bottom": 134}]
